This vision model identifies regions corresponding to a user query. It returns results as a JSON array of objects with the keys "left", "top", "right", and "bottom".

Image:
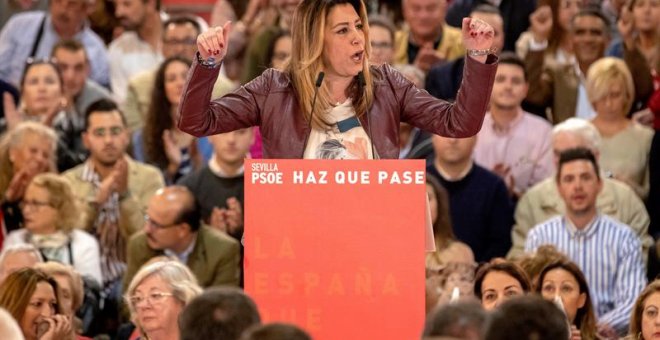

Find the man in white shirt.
[{"left": 109, "top": 0, "right": 164, "bottom": 102}]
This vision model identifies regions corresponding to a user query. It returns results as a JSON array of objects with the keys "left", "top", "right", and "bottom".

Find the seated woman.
[
  {"left": 588, "top": 57, "right": 654, "bottom": 199},
  {"left": 36, "top": 262, "right": 91, "bottom": 340},
  {"left": 536, "top": 259, "right": 597, "bottom": 340},
  {"left": 132, "top": 57, "right": 212, "bottom": 184},
  {"left": 0, "top": 122, "right": 58, "bottom": 234},
  {"left": 0, "top": 267, "right": 72, "bottom": 340},
  {"left": 1, "top": 58, "right": 86, "bottom": 170},
  {"left": 626, "top": 280, "right": 660, "bottom": 340},
  {"left": 473, "top": 260, "right": 532, "bottom": 311},
  {"left": 124, "top": 260, "right": 202, "bottom": 340},
  {"left": 3, "top": 173, "right": 102, "bottom": 286}
]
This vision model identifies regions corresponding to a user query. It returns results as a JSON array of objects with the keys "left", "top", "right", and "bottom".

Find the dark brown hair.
[
  {"left": 536, "top": 259, "right": 597, "bottom": 340},
  {"left": 629, "top": 280, "right": 660, "bottom": 337},
  {"left": 474, "top": 260, "right": 532, "bottom": 300},
  {"left": 143, "top": 56, "right": 192, "bottom": 169}
]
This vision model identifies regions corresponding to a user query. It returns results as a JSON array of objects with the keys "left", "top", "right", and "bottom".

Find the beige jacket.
[
  {"left": 508, "top": 176, "right": 651, "bottom": 262},
  {"left": 62, "top": 156, "right": 165, "bottom": 239}
]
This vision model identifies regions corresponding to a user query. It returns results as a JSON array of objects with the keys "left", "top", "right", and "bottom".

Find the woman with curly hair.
[{"left": 133, "top": 57, "right": 212, "bottom": 184}]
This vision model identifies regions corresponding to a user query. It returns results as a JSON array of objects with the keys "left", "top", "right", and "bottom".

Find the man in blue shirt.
[
  {"left": 0, "top": 0, "right": 109, "bottom": 87},
  {"left": 525, "top": 147, "right": 646, "bottom": 336}
]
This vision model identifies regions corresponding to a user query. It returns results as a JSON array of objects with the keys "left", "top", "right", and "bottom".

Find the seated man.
[
  {"left": 508, "top": 118, "right": 651, "bottom": 261},
  {"left": 395, "top": 0, "right": 464, "bottom": 73},
  {"left": 63, "top": 99, "right": 164, "bottom": 294},
  {"left": 473, "top": 52, "right": 553, "bottom": 198},
  {"left": 427, "top": 134, "right": 514, "bottom": 262},
  {"left": 178, "top": 128, "right": 254, "bottom": 240},
  {"left": 525, "top": 147, "right": 646, "bottom": 334},
  {"left": 124, "top": 186, "right": 240, "bottom": 290}
]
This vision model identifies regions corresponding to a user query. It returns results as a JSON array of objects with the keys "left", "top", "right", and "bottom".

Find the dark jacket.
[{"left": 178, "top": 55, "right": 497, "bottom": 159}]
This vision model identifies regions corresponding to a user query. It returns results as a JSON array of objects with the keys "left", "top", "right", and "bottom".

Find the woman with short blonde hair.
[
  {"left": 587, "top": 57, "right": 653, "bottom": 199},
  {"left": 3, "top": 173, "right": 102, "bottom": 285}
]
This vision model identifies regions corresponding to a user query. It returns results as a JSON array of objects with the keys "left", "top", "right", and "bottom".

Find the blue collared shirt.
[
  {"left": 525, "top": 214, "right": 646, "bottom": 333},
  {"left": 0, "top": 11, "right": 109, "bottom": 87},
  {"left": 164, "top": 234, "right": 197, "bottom": 264}
]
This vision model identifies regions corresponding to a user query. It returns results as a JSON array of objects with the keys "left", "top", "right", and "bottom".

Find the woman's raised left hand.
[{"left": 461, "top": 17, "right": 495, "bottom": 52}]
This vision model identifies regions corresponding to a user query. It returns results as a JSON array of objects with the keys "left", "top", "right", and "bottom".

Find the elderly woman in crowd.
[
  {"left": 536, "top": 259, "right": 598, "bottom": 340},
  {"left": 124, "top": 260, "right": 202, "bottom": 340},
  {"left": 0, "top": 122, "right": 58, "bottom": 234},
  {"left": 132, "top": 57, "right": 211, "bottom": 184},
  {"left": 626, "top": 280, "right": 660, "bottom": 340},
  {"left": 2, "top": 173, "right": 102, "bottom": 285},
  {"left": 0, "top": 268, "right": 72, "bottom": 340},
  {"left": 474, "top": 260, "right": 532, "bottom": 311},
  {"left": 35, "top": 262, "right": 89, "bottom": 340},
  {"left": 588, "top": 57, "right": 654, "bottom": 199},
  {"left": 0, "top": 244, "right": 43, "bottom": 284}
]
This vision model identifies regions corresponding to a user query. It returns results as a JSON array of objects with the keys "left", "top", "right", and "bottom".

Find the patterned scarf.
[
  {"left": 81, "top": 161, "right": 126, "bottom": 289},
  {"left": 29, "top": 231, "right": 71, "bottom": 264}
]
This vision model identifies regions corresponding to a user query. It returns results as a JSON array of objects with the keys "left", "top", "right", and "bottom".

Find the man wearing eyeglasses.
[
  {"left": 62, "top": 98, "right": 164, "bottom": 300},
  {"left": 121, "top": 15, "right": 236, "bottom": 131},
  {"left": 123, "top": 186, "right": 240, "bottom": 291}
]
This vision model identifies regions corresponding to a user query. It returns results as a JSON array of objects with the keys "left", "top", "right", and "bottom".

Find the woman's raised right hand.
[{"left": 197, "top": 21, "right": 232, "bottom": 63}]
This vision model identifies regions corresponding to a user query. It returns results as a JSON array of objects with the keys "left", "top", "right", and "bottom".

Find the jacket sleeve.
[
  {"left": 399, "top": 55, "right": 498, "bottom": 137},
  {"left": 507, "top": 192, "right": 537, "bottom": 260},
  {"left": 178, "top": 57, "right": 266, "bottom": 137},
  {"left": 73, "top": 231, "right": 103, "bottom": 287},
  {"left": 211, "top": 235, "right": 241, "bottom": 287}
]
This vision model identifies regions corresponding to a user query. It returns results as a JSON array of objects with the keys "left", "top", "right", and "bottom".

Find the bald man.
[
  {"left": 0, "top": 308, "right": 24, "bottom": 340},
  {"left": 124, "top": 186, "right": 240, "bottom": 290}
]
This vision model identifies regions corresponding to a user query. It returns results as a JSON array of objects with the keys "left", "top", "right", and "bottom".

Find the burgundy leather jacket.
[{"left": 178, "top": 55, "right": 498, "bottom": 159}]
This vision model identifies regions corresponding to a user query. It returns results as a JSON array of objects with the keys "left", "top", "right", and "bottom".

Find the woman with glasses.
[
  {"left": 0, "top": 122, "right": 58, "bottom": 235},
  {"left": 124, "top": 260, "right": 202, "bottom": 340},
  {"left": 2, "top": 173, "right": 102, "bottom": 286}
]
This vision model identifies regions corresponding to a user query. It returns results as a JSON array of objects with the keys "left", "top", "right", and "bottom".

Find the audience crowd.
[{"left": 0, "top": 0, "right": 658, "bottom": 339}]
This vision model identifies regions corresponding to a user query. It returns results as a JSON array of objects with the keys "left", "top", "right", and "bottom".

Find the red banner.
[{"left": 244, "top": 160, "right": 426, "bottom": 340}]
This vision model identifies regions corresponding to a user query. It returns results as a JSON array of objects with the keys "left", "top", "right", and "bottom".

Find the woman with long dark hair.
[{"left": 133, "top": 57, "right": 211, "bottom": 183}]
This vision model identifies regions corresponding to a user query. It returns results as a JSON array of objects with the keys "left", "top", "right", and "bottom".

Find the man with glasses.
[
  {"left": 123, "top": 186, "right": 240, "bottom": 290},
  {"left": 0, "top": 0, "right": 109, "bottom": 88},
  {"left": 122, "top": 15, "right": 235, "bottom": 130},
  {"left": 62, "top": 98, "right": 164, "bottom": 300}
]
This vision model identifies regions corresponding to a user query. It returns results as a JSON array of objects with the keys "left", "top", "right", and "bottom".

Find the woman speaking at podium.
[{"left": 177, "top": 0, "right": 497, "bottom": 160}]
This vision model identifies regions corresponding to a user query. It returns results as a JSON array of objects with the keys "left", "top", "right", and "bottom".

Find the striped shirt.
[{"left": 525, "top": 214, "right": 646, "bottom": 333}]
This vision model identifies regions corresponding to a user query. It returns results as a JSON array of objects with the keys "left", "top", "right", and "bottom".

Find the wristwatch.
[
  {"left": 467, "top": 48, "right": 494, "bottom": 57},
  {"left": 196, "top": 52, "right": 221, "bottom": 69}
]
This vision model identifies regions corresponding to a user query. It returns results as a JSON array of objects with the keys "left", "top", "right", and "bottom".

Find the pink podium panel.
[{"left": 244, "top": 159, "right": 426, "bottom": 340}]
